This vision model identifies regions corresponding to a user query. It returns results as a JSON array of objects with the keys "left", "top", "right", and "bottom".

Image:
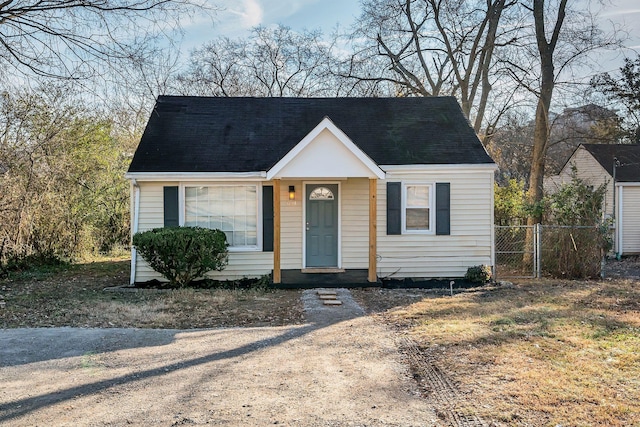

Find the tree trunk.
[
  {"left": 526, "top": 0, "right": 567, "bottom": 225},
  {"left": 524, "top": 0, "right": 567, "bottom": 268}
]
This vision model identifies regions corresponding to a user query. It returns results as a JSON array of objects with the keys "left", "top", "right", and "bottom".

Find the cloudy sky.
[
  {"left": 179, "top": 0, "right": 640, "bottom": 73},
  {"left": 209, "top": 0, "right": 361, "bottom": 36}
]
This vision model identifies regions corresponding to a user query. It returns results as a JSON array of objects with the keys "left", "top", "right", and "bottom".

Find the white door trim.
[{"left": 302, "top": 181, "right": 342, "bottom": 269}]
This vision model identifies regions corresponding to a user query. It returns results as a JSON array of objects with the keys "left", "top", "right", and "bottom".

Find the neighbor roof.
[
  {"left": 128, "top": 96, "right": 494, "bottom": 173},
  {"left": 581, "top": 144, "right": 640, "bottom": 182}
]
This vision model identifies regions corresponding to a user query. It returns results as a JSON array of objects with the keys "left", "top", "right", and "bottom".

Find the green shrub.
[
  {"left": 540, "top": 168, "right": 610, "bottom": 278},
  {"left": 544, "top": 167, "right": 608, "bottom": 227},
  {"left": 465, "top": 265, "right": 493, "bottom": 284},
  {"left": 494, "top": 179, "right": 527, "bottom": 225},
  {"left": 133, "top": 227, "right": 228, "bottom": 287},
  {"left": 0, "top": 251, "right": 67, "bottom": 279}
]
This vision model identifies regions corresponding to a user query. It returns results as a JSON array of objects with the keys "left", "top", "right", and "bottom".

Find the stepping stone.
[
  {"left": 322, "top": 299, "right": 343, "bottom": 306},
  {"left": 317, "top": 290, "right": 337, "bottom": 296},
  {"left": 319, "top": 294, "right": 338, "bottom": 300}
]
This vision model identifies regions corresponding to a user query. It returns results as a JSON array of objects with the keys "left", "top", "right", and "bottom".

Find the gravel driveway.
[{"left": 0, "top": 289, "right": 439, "bottom": 426}]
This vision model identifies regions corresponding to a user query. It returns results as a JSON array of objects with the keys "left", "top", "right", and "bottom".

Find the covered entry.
[{"left": 266, "top": 117, "right": 385, "bottom": 284}]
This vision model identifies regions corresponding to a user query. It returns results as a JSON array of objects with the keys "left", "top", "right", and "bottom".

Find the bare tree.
[
  {"left": 0, "top": 85, "right": 135, "bottom": 264},
  {"left": 175, "top": 25, "right": 337, "bottom": 97},
  {"left": 344, "top": 0, "right": 519, "bottom": 134},
  {"left": 0, "top": 0, "right": 206, "bottom": 81},
  {"left": 525, "top": 0, "right": 567, "bottom": 224},
  {"left": 509, "top": 0, "right": 621, "bottom": 224}
]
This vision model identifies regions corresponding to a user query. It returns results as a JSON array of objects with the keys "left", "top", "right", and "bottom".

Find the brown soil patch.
[
  {"left": 0, "top": 260, "right": 439, "bottom": 426},
  {"left": 0, "top": 258, "right": 304, "bottom": 329}
]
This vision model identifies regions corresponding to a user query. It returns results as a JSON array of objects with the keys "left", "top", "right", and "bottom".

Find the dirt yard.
[
  {"left": 1, "top": 288, "right": 440, "bottom": 427},
  {"left": 2, "top": 257, "right": 639, "bottom": 426}
]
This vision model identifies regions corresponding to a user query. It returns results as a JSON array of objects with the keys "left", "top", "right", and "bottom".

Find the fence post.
[{"left": 535, "top": 224, "right": 542, "bottom": 279}]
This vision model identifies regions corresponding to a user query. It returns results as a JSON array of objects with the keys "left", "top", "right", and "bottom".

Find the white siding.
[
  {"left": 280, "top": 180, "right": 303, "bottom": 269},
  {"left": 133, "top": 181, "right": 273, "bottom": 283},
  {"left": 137, "top": 182, "right": 166, "bottom": 232},
  {"left": 377, "top": 171, "right": 494, "bottom": 278},
  {"left": 132, "top": 170, "right": 495, "bottom": 281},
  {"left": 621, "top": 186, "right": 640, "bottom": 255},
  {"left": 134, "top": 181, "right": 171, "bottom": 282},
  {"left": 547, "top": 148, "right": 614, "bottom": 218},
  {"left": 342, "top": 178, "right": 369, "bottom": 269}
]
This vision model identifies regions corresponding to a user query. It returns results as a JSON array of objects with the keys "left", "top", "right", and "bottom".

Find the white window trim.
[
  {"left": 179, "top": 182, "right": 263, "bottom": 252},
  {"left": 401, "top": 182, "right": 435, "bottom": 235}
]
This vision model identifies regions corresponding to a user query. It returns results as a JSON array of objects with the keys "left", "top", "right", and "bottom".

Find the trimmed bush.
[
  {"left": 133, "top": 227, "right": 228, "bottom": 287},
  {"left": 465, "top": 264, "right": 493, "bottom": 284}
]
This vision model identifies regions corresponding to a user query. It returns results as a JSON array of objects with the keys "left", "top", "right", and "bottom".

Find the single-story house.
[
  {"left": 545, "top": 143, "right": 640, "bottom": 255},
  {"left": 126, "top": 96, "right": 497, "bottom": 285}
]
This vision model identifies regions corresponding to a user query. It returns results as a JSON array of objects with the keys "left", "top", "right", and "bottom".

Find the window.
[
  {"left": 403, "top": 183, "right": 433, "bottom": 233},
  {"left": 309, "top": 186, "right": 334, "bottom": 200},
  {"left": 185, "top": 185, "right": 258, "bottom": 249}
]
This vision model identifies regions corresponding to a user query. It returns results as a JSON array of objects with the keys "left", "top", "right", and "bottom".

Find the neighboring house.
[
  {"left": 126, "top": 96, "right": 497, "bottom": 285},
  {"left": 546, "top": 143, "right": 640, "bottom": 255}
]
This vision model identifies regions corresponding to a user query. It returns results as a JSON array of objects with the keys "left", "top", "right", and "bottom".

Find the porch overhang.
[{"left": 266, "top": 117, "right": 385, "bottom": 180}]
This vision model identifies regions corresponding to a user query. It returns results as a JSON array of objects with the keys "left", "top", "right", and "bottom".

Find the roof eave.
[
  {"left": 382, "top": 163, "right": 498, "bottom": 173},
  {"left": 124, "top": 171, "right": 268, "bottom": 181}
]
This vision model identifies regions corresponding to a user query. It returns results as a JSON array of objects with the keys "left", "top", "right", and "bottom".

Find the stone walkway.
[{"left": 301, "top": 288, "right": 366, "bottom": 325}]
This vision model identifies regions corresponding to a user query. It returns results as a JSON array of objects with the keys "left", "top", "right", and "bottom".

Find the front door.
[{"left": 305, "top": 184, "right": 338, "bottom": 268}]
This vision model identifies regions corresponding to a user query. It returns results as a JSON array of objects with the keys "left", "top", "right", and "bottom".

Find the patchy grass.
[
  {"left": 353, "top": 280, "right": 640, "bottom": 427},
  {"left": 0, "top": 256, "right": 304, "bottom": 329}
]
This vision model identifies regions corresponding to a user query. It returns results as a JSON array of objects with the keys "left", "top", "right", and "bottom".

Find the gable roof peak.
[
  {"left": 266, "top": 115, "right": 385, "bottom": 179},
  {"left": 577, "top": 143, "right": 640, "bottom": 182}
]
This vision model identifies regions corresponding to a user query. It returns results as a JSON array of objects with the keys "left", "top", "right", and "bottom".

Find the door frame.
[{"left": 302, "top": 181, "right": 342, "bottom": 269}]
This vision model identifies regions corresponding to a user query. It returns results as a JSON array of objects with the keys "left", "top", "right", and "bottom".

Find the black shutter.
[
  {"left": 262, "top": 186, "right": 274, "bottom": 252},
  {"left": 386, "top": 182, "right": 401, "bottom": 235},
  {"left": 436, "top": 182, "right": 450, "bottom": 235},
  {"left": 163, "top": 186, "right": 179, "bottom": 227}
]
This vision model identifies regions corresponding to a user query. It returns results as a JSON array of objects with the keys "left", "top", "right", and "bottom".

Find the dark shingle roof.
[
  {"left": 128, "top": 96, "right": 494, "bottom": 173},
  {"left": 581, "top": 144, "right": 640, "bottom": 182}
]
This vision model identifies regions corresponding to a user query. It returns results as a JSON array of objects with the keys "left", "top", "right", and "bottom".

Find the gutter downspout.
[
  {"left": 612, "top": 158, "right": 619, "bottom": 259},
  {"left": 617, "top": 184, "right": 624, "bottom": 258},
  {"left": 490, "top": 172, "right": 496, "bottom": 277},
  {"left": 130, "top": 179, "right": 141, "bottom": 285}
]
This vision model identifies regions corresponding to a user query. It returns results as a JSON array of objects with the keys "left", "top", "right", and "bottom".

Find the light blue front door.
[{"left": 305, "top": 184, "right": 338, "bottom": 268}]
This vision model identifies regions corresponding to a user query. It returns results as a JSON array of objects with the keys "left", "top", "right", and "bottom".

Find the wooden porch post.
[
  {"left": 369, "top": 178, "right": 377, "bottom": 282},
  {"left": 273, "top": 179, "right": 281, "bottom": 284}
]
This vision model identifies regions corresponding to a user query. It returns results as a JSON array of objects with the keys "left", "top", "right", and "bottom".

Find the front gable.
[
  {"left": 266, "top": 117, "right": 385, "bottom": 180},
  {"left": 559, "top": 145, "right": 610, "bottom": 181}
]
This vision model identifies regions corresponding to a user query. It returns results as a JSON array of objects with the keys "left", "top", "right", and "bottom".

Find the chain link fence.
[
  {"left": 495, "top": 225, "right": 537, "bottom": 279},
  {"left": 495, "top": 225, "right": 606, "bottom": 279}
]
